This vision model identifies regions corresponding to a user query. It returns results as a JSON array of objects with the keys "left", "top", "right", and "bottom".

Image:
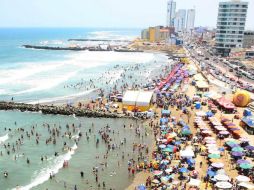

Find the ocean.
[{"left": 0, "top": 28, "right": 169, "bottom": 190}]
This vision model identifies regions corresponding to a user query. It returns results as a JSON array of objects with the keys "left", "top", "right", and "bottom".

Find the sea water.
[{"left": 0, "top": 28, "right": 170, "bottom": 189}]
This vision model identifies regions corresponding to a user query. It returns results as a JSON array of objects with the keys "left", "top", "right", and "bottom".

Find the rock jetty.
[{"left": 0, "top": 101, "right": 131, "bottom": 119}]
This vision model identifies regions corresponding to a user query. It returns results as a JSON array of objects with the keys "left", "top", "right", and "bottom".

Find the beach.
[{"left": 1, "top": 28, "right": 254, "bottom": 190}]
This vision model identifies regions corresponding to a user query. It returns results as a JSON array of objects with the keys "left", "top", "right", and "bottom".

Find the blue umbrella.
[
  {"left": 206, "top": 111, "right": 214, "bottom": 117},
  {"left": 173, "top": 141, "right": 181, "bottom": 145},
  {"left": 159, "top": 144, "right": 166, "bottom": 149},
  {"left": 137, "top": 185, "right": 146, "bottom": 190},
  {"left": 179, "top": 167, "right": 188, "bottom": 173},
  {"left": 245, "top": 145, "right": 254, "bottom": 151},
  {"left": 207, "top": 170, "right": 216, "bottom": 177},
  {"left": 187, "top": 158, "right": 195, "bottom": 165}
]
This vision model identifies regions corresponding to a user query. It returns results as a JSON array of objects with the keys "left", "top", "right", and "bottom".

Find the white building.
[
  {"left": 174, "top": 9, "right": 186, "bottom": 32},
  {"left": 167, "top": 0, "right": 176, "bottom": 27},
  {"left": 186, "top": 9, "right": 195, "bottom": 32},
  {"left": 215, "top": 0, "right": 248, "bottom": 56}
]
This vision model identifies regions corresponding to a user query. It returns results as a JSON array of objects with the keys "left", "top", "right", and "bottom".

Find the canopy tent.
[
  {"left": 216, "top": 97, "right": 235, "bottom": 110},
  {"left": 122, "top": 90, "right": 153, "bottom": 111},
  {"left": 241, "top": 116, "right": 254, "bottom": 135},
  {"left": 194, "top": 73, "right": 205, "bottom": 81},
  {"left": 196, "top": 81, "right": 209, "bottom": 90}
]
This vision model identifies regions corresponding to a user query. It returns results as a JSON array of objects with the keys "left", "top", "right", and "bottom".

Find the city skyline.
[{"left": 0, "top": 0, "right": 253, "bottom": 29}]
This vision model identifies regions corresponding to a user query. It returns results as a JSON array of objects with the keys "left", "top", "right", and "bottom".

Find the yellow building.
[{"left": 149, "top": 27, "right": 156, "bottom": 43}]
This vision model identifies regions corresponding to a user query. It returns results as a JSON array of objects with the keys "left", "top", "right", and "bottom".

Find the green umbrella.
[
  {"left": 162, "top": 147, "right": 174, "bottom": 152},
  {"left": 240, "top": 163, "right": 253, "bottom": 169},
  {"left": 208, "top": 154, "right": 221, "bottom": 159},
  {"left": 225, "top": 141, "right": 237, "bottom": 146},
  {"left": 232, "top": 147, "right": 244, "bottom": 152},
  {"left": 181, "top": 130, "right": 191, "bottom": 136}
]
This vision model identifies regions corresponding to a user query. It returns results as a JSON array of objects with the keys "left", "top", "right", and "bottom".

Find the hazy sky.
[{"left": 0, "top": 0, "right": 253, "bottom": 29}]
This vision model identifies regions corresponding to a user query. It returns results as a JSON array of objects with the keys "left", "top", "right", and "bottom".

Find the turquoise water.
[
  {"left": 0, "top": 28, "right": 168, "bottom": 190},
  {"left": 0, "top": 110, "right": 153, "bottom": 190}
]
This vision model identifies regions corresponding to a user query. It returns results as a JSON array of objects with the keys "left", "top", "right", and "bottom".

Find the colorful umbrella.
[
  {"left": 231, "top": 152, "right": 244, "bottom": 157},
  {"left": 215, "top": 181, "right": 232, "bottom": 189},
  {"left": 240, "top": 163, "right": 253, "bottom": 169},
  {"left": 208, "top": 154, "right": 221, "bottom": 159},
  {"left": 236, "top": 175, "right": 250, "bottom": 182},
  {"left": 214, "top": 174, "right": 230, "bottom": 181},
  {"left": 179, "top": 167, "right": 188, "bottom": 173},
  {"left": 245, "top": 145, "right": 254, "bottom": 151},
  {"left": 162, "top": 147, "right": 174, "bottom": 152},
  {"left": 212, "top": 162, "right": 224, "bottom": 168},
  {"left": 237, "top": 159, "right": 250, "bottom": 164},
  {"left": 181, "top": 130, "right": 191, "bottom": 136},
  {"left": 153, "top": 170, "right": 163, "bottom": 176},
  {"left": 232, "top": 147, "right": 244, "bottom": 152}
]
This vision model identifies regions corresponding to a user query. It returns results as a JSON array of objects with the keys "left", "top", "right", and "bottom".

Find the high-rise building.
[
  {"left": 186, "top": 9, "right": 195, "bottom": 32},
  {"left": 174, "top": 9, "right": 186, "bottom": 32},
  {"left": 215, "top": 0, "right": 248, "bottom": 56},
  {"left": 243, "top": 31, "right": 254, "bottom": 48},
  {"left": 167, "top": 0, "right": 176, "bottom": 27}
]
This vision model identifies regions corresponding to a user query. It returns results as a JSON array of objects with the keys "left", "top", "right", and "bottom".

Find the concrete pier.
[{"left": 0, "top": 101, "right": 131, "bottom": 119}]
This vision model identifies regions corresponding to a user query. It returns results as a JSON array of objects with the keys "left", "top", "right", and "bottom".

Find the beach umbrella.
[
  {"left": 208, "top": 154, "right": 221, "bottom": 159},
  {"left": 229, "top": 144, "right": 240, "bottom": 148},
  {"left": 219, "top": 131, "right": 230, "bottom": 135},
  {"left": 179, "top": 167, "right": 188, "bottom": 173},
  {"left": 206, "top": 140, "right": 216, "bottom": 144},
  {"left": 237, "top": 159, "right": 250, "bottom": 164},
  {"left": 209, "top": 150, "right": 221, "bottom": 155},
  {"left": 239, "top": 137, "right": 249, "bottom": 142},
  {"left": 238, "top": 182, "right": 254, "bottom": 189},
  {"left": 207, "top": 170, "right": 216, "bottom": 177},
  {"left": 188, "top": 178, "right": 201, "bottom": 187},
  {"left": 232, "top": 147, "right": 244, "bottom": 152},
  {"left": 236, "top": 175, "right": 250, "bottom": 182},
  {"left": 245, "top": 145, "right": 254, "bottom": 151},
  {"left": 240, "top": 163, "right": 253, "bottom": 170},
  {"left": 216, "top": 169, "right": 226, "bottom": 175},
  {"left": 225, "top": 141, "right": 237, "bottom": 146},
  {"left": 173, "top": 141, "right": 181, "bottom": 145},
  {"left": 214, "top": 174, "right": 230, "bottom": 181},
  {"left": 206, "top": 143, "right": 217, "bottom": 148},
  {"left": 212, "top": 162, "right": 224, "bottom": 168},
  {"left": 181, "top": 129, "right": 191, "bottom": 136},
  {"left": 202, "top": 130, "right": 212, "bottom": 134},
  {"left": 153, "top": 170, "right": 163, "bottom": 176},
  {"left": 215, "top": 182, "right": 232, "bottom": 189},
  {"left": 162, "top": 147, "right": 174, "bottom": 153},
  {"left": 204, "top": 137, "right": 215, "bottom": 140},
  {"left": 137, "top": 185, "right": 146, "bottom": 190},
  {"left": 165, "top": 168, "right": 173, "bottom": 174},
  {"left": 159, "top": 144, "right": 166, "bottom": 149},
  {"left": 160, "top": 160, "right": 169, "bottom": 165},
  {"left": 232, "top": 152, "right": 244, "bottom": 157},
  {"left": 152, "top": 179, "right": 160, "bottom": 184}
]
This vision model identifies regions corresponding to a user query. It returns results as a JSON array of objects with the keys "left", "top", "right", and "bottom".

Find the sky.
[{"left": 0, "top": 0, "right": 253, "bottom": 29}]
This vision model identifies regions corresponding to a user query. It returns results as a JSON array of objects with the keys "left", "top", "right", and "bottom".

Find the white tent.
[
  {"left": 136, "top": 91, "right": 154, "bottom": 106},
  {"left": 122, "top": 91, "right": 139, "bottom": 105},
  {"left": 122, "top": 90, "right": 154, "bottom": 111}
]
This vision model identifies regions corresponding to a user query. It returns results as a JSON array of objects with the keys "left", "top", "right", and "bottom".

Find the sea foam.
[{"left": 14, "top": 143, "right": 78, "bottom": 190}]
